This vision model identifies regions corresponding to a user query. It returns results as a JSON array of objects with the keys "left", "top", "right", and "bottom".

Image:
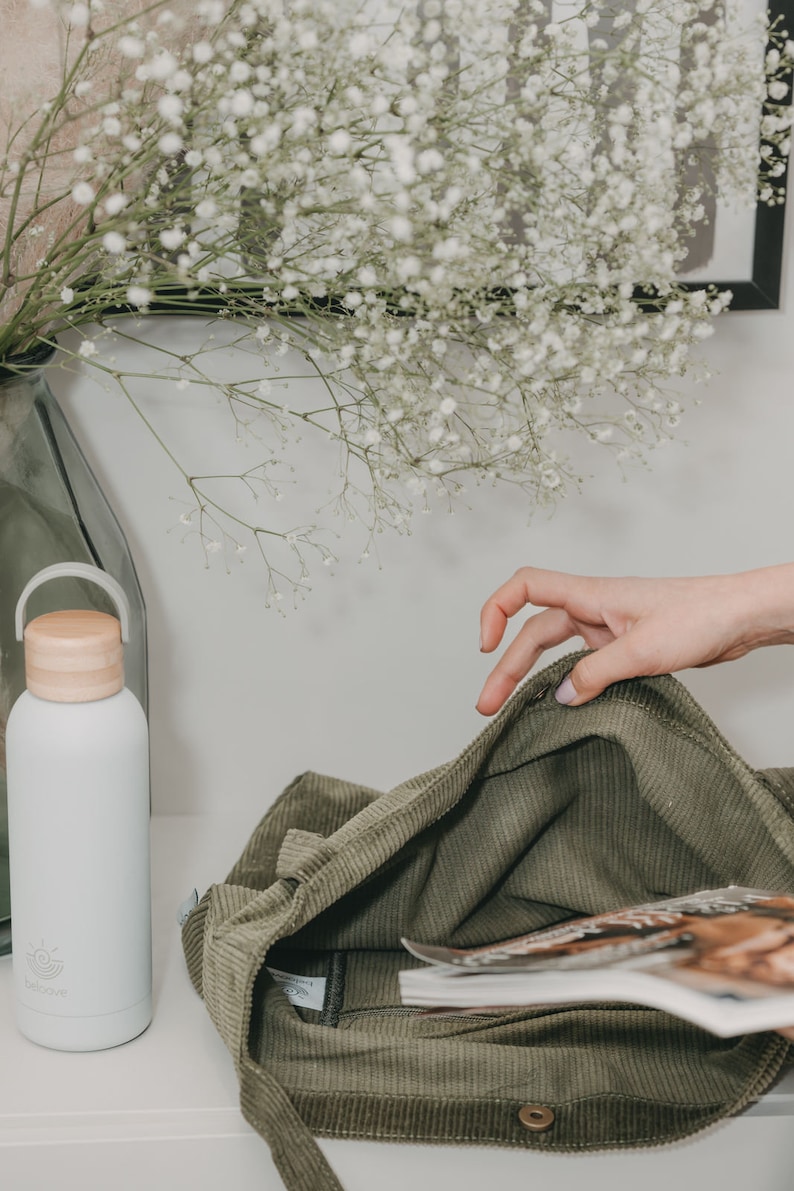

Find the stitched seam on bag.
[
  {"left": 588, "top": 692, "right": 768, "bottom": 778},
  {"left": 528, "top": 698, "right": 745, "bottom": 769},
  {"left": 297, "top": 1090, "right": 741, "bottom": 1148},
  {"left": 290, "top": 1089, "right": 731, "bottom": 1111},
  {"left": 304, "top": 1126, "right": 710, "bottom": 1147},
  {"left": 302, "top": 1119, "right": 726, "bottom": 1147},
  {"left": 504, "top": 694, "right": 793, "bottom": 831}
]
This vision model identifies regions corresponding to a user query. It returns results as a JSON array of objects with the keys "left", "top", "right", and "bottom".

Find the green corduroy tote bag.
[{"left": 182, "top": 652, "right": 794, "bottom": 1191}]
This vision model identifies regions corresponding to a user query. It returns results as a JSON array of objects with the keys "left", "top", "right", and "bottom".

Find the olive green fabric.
[{"left": 182, "top": 653, "right": 794, "bottom": 1191}]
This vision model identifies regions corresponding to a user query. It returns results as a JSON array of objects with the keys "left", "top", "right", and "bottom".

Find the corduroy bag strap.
[
  {"left": 239, "top": 1055, "right": 345, "bottom": 1191},
  {"left": 194, "top": 939, "right": 345, "bottom": 1188},
  {"left": 182, "top": 772, "right": 395, "bottom": 1191},
  {"left": 183, "top": 845, "right": 362, "bottom": 1190},
  {"left": 183, "top": 655, "right": 794, "bottom": 1191}
]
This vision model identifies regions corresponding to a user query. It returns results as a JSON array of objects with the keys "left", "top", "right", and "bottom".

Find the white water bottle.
[{"left": 6, "top": 563, "right": 151, "bottom": 1051}]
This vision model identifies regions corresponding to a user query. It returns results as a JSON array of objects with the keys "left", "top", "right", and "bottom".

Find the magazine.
[{"left": 398, "top": 887, "right": 794, "bottom": 1037}]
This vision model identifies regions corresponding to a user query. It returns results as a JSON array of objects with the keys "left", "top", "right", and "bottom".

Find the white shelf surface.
[{"left": 2, "top": 814, "right": 794, "bottom": 1191}]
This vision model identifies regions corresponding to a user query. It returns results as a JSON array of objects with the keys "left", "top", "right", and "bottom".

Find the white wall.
[{"left": 48, "top": 200, "right": 794, "bottom": 823}]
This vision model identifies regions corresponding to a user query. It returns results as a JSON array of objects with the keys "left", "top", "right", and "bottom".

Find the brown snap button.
[{"left": 518, "top": 1105, "right": 555, "bottom": 1132}]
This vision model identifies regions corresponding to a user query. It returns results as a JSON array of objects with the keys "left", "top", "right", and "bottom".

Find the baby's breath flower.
[
  {"left": 145, "top": 50, "right": 178, "bottom": 81},
  {"left": 102, "top": 231, "right": 127, "bottom": 254},
  {"left": 328, "top": 129, "right": 352, "bottom": 155},
  {"left": 158, "top": 131, "right": 183, "bottom": 155},
  {"left": 126, "top": 285, "right": 153, "bottom": 307},
  {"left": 67, "top": 3, "right": 90, "bottom": 27},
  {"left": 118, "top": 35, "right": 145, "bottom": 58},
  {"left": 390, "top": 217, "right": 413, "bottom": 243},
  {"left": 158, "top": 94, "right": 184, "bottom": 123},
  {"left": 159, "top": 228, "right": 185, "bottom": 250},
  {"left": 229, "top": 90, "right": 254, "bottom": 117},
  {"left": 103, "top": 193, "right": 128, "bottom": 216},
  {"left": 71, "top": 182, "right": 95, "bottom": 205}
]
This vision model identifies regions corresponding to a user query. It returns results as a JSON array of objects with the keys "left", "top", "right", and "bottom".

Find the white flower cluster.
[{"left": 1, "top": 0, "right": 792, "bottom": 589}]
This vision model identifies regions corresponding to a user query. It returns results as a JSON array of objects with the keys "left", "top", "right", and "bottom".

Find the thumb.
[{"left": 555, "top": 638, "right": 647, "bottom": 705}]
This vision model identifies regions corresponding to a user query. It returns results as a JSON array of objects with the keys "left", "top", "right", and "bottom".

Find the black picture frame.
[
  {"left": 675, "top": 0, "right": 794, "bottom": 310},
  {"left": 114, "top": 0, "right": 794, "bottom": 320}
]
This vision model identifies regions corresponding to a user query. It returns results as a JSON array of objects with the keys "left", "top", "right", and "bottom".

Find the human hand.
[{"left": 476, "top": 564, "right": 794, "bottom": 716}]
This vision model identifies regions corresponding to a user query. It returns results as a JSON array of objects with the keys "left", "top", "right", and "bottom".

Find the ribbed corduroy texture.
[{"left": 182, "top": 654, "right": 794, "bottom": 1191}]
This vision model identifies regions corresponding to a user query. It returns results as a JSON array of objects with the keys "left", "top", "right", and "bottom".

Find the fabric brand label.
[{"left": 266, "top": 967, "right": 327, "bottom": 1010}]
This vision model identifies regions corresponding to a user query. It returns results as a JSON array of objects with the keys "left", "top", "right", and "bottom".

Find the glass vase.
[{"left": 0, "top": 344, "right": 147, "bottom": 955}]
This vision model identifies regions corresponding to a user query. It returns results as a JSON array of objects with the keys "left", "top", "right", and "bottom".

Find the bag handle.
[
  {"left": 184, "top": 882, "right": 347, "bottom": 1191},
  {"left": 239, "top": 1056, "right": 346, "bottom": 1191}
]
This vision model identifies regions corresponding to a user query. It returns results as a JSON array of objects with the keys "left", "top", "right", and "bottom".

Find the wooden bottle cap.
[{"left": 24, "top": 610, "right": 124, "bottom": 703}]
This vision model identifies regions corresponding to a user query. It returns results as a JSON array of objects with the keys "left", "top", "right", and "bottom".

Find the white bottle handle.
[{"left": 15, "top": 563, "right": 131, "bottom": 643}]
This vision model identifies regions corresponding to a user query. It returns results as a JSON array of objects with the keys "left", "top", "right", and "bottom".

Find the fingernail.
[
  {"left": 479, "top": 633, "right": 483, "bottom": 651},
  {"left": 554, "top": 675, "right": 576, "bottom": 705}
]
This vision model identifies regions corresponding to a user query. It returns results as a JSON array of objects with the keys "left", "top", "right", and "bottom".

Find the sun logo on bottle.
[{"left": 26, "top": 943, "right": 64, "bottom": 981}]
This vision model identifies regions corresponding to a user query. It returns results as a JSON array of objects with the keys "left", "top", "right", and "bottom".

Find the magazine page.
[
  {"left": 399, "top": 886, "right": 794, "bottom": 1036},
  {"left": 402, "top": 887, "right": 794, "bottom": 973}
]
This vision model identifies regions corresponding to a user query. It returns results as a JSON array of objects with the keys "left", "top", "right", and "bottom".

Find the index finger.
[{"left": 479, "top": 567, "right": 582, "bottom": 653}]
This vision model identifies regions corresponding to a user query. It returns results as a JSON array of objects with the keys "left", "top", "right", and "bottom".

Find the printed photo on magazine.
[{"left": 398, "top": 887, "right": 794, "bottom": 1037}]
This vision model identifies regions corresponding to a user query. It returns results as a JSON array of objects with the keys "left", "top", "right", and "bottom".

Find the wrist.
[{"left": 737, "top": 564, "right": 794, "bottom": 646}]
